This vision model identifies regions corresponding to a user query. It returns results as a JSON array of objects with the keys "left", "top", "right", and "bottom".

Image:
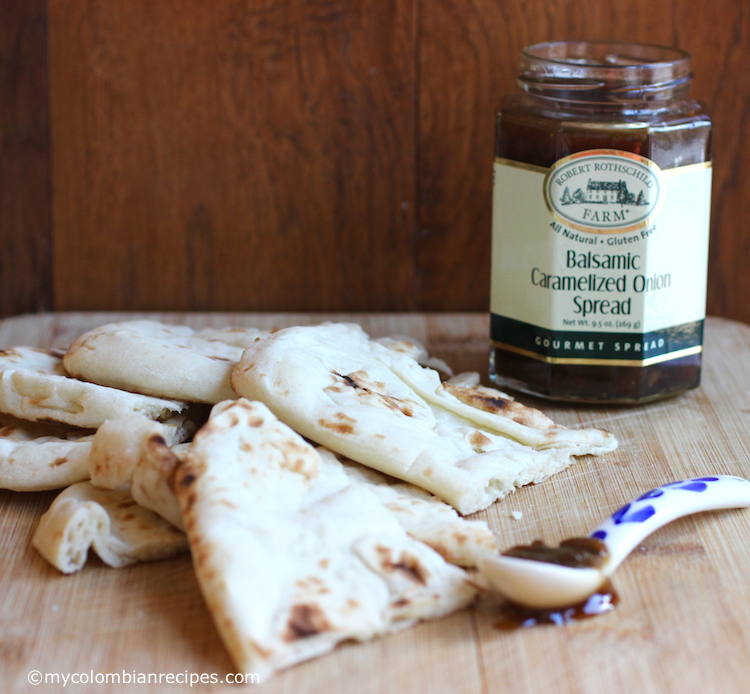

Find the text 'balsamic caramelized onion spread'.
[{"left": 490, "top": 41, "right": 712, "bottom": 403}]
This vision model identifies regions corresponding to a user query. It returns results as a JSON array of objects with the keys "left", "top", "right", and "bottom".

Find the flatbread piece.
[
  {"left": 173, "top": 399, "right": 476, "bottom": 680},
  {"left": 231, "top": 323, "right": 617, "bottom": 514},
  {"left": 63, "top": 320, "right": 248, "bottom": 403},
  {"left": 0, "top": 347, "right": 185, "bottom": 429},
  {"left": 32, "top": 481, "right": 188, "bottom": 573},
  {"left": 0, "top": 414, "right": 94, "bottom": 492}
]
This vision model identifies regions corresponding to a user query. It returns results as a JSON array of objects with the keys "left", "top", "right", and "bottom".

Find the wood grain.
[
  {"left": 48, "top": 0, "right": 418, "bottom": 312},
  {"left": 3, "top": 312, "right": 750, "bottom": 694},
  {"left": 4, "top": 1, "right": 750, "bottom": 317},
  {"left": 0, "top": 1, "right": 51, "bottom": 316},
  {"left": 416, "top": 0, "right": 750, "bottom": 314}
]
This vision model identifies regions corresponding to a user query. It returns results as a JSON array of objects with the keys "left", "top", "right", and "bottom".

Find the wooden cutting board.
[{"left": 3, "top": 312, "right": 750, "bottom": 693}]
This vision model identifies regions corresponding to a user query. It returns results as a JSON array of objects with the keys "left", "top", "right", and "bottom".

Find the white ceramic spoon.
[{"left": 479, "top": 475, "right": 750, "bottom": 610}]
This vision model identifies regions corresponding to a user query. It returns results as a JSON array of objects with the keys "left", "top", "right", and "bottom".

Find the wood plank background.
[{"left": 2, "top": 1, "right": 749, "bottom": 318}]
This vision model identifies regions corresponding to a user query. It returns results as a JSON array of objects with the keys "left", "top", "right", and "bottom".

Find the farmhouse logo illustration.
[{"left": 544, "top": 149, "right": 662, "bottom": 233}]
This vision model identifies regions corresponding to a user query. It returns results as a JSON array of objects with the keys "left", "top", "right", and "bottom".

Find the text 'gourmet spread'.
[{"left": 490, "top": 41, "right": 712, "bottom": 403}]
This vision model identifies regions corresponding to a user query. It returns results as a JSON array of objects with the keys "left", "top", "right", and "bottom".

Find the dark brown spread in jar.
[{"left": 490, "top": 41, "right": 712, "bottom": 403}]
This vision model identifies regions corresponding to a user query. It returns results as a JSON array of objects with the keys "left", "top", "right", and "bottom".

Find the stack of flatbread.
[
  {"left": 63, "top": 320, "right": 268, "bottom": 403},
  {"left": 174, "top": 399, "right": 479, "bottom": 678},
  {"left": 0, "top": 321, "right": 271, "bottom": 493},
  {"left": 0, "top": 345, "right": 189, "bottom": 493},
  {"left": 0, "top": 319, "right": 617, "bottom": 681},
  {"left": 231, "top": 322, "right": 616, "bottom": 514}
]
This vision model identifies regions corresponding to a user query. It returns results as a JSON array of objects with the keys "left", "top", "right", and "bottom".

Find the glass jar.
[{"left": 489, "top": 41, "right": 712, "bottom": 403}]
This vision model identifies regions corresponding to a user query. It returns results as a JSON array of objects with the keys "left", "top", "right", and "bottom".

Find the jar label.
[
  {"left": 544, "top": 150, "right": 662, "bottom": 233},
  {"left": 490, "top": 150, "right": 712, "bottom": 365}
]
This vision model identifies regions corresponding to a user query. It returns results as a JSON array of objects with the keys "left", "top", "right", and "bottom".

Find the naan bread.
[
  {"left": 104, "top": 423, "right": 495, "bottom": 563},
  {"left": 174, "top": 399, "right": 476, "bottom": 681},
  {"left": 32, "top": 481, "right": 188, "bottom": 574},
  {"left": 386, "top": 362, "right": 613, "bottom": 451},
  {"left": 231, "top": 323, "right": 617, "bottom": 515},
  {"left": 0, "top": 347, "right": 185, "bottom": 428},
  {"left": 320, "top": 448, "right": 497, "bottom": 567},
  {"left": 131, "top": 440, "right": 187, "bottom": 531},
  {"left": 87, "top": 413, "right": 194, "bottom": 489},
  {"left": 446, "top": 371, "right": 481, "bottom": 388},
  {"left": 0, "top": 409, "right": 192, "bottom": 493},
  {"left": 194, "top": 326, "right": 269, "bottom": 349},
  {"left": 0, "top": 414, "right": 94, "bottom": 492},
  {"left": 374, "top": 335, "right": 453, "bottom": 377},
  {"left": 63, "top": 320, "right": 248, "bottom": 403}
]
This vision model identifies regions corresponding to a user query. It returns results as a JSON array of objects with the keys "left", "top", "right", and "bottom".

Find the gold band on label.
[
  {"left": 491, "top": 341, "right": 703, "bottom": 367},
  {"left": 494, "top": 157, "right": 549, "bottom": 174},
  {"left": 494, "top": 156, "right": 712, "bottom": 176},
  {"left": 660, "top": 161, "right": 713, "bottom": 176}
]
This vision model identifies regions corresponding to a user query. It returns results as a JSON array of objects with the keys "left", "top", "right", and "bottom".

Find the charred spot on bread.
[
  {"left": 329, "top": 371, "right": 418, "bottom": 418},
  {"left": 375, "top": 545, "right": 430, "bottom": 585},
  {"left": 284, "top": 604, "right": 331, "bottom": 641},
  {"left": 148, "top": 433, "right": 168, "bottom": 447},
  {"left": 468, "top": 430, "right": 492, "bottom": 451},
  {"left": 318, "top": 418, "right": 355, "bottom": 435},
  {"left": 443, "top": 382, "right": 554, "bottom": 429}
]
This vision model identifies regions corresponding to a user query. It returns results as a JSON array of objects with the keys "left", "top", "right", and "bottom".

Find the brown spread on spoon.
[{"left": 493, "top": 537, "right": 618, "bottom": 629}]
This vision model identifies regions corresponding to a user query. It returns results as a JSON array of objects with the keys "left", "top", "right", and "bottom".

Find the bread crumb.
[{"left": 510, "top": 511, "right": 523, "bottom": 520}]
